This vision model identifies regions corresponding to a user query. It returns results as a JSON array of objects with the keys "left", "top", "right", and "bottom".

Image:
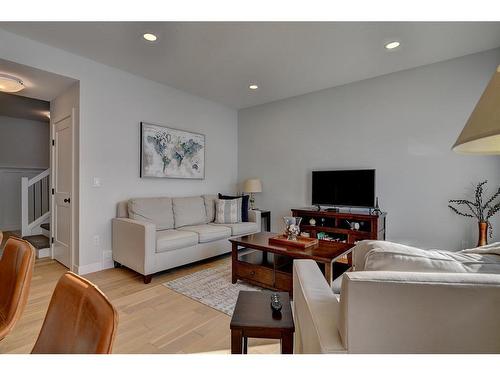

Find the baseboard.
[
  {"left": 76, "top": 259, "right": 114, "bottom": 275},
  {"left": 102, "top": 258, "right": 114, "bottom": 270},
  {"left": 37, "top": 248, "right": 51, "bottom": 258},
  {"left": 76, "top": 261, "right": 102, "bottom": 275}
]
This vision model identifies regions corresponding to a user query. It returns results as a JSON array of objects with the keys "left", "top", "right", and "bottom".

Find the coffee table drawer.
[
  {"left": 237, "top": 262, "right": 274, "bottom": 286},
  {"left": 274, "top": 271, "right": 292, "bottom": 292}
]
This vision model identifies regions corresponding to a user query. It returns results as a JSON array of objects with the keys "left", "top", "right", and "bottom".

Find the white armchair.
[{"left": 293, "top": 245, "right": 500, "bottom": 353}]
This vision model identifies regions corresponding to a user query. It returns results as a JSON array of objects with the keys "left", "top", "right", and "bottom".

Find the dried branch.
[
  {"left": 448, "top": 204, "right": 474, "bottom": 218},
  {"left": 486, "top": 201, "right": 500, "bottom": 220},
  {"left": 483, "top": 186, "right": 500, "bottom": 210},
  {"left": 450, "top": 180, "right": 500, "bottom": 240},
  {"left": 448, "top": 199, "right": 479, "bottom": 218}
]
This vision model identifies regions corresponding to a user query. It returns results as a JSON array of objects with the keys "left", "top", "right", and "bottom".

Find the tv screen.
[{"left": 312, "top": 169, "right": 375, "bottom": 208}]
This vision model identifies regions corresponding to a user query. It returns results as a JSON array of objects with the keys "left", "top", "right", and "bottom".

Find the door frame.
[{"left": 50, "top": 108, "right": 76, "bottom": 272}]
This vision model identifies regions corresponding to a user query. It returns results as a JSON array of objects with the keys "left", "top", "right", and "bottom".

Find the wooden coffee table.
[
  {"left": 230, "top": 232, "right": 353, "bottom": 295},
  {"left": 230, "top": 291, "right": 294, "bottom": 354}
]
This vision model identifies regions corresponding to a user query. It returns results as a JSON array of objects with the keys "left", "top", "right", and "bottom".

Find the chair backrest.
[
  {"left": 32, "top": 272, "right": 118, "bottom": 354},
  {"left": 0, "top": 237, "right": 36, "bottom": 341},
  {"left": 338, "top": 270, "right": 500, "bottom": 353}
]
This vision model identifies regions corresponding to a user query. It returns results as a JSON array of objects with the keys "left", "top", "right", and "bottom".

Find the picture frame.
[{"left": 140, "top": 122, "right": 205, "bottom": 179}]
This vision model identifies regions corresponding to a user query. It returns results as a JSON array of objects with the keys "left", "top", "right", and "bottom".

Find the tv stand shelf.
[{"left": 291, "top": 208, "right": 386, "bottom": 245}]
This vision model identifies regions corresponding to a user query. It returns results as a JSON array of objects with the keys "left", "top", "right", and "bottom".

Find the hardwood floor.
[{"left": 0, "top": 255, "right": 280, "bottom": 354}]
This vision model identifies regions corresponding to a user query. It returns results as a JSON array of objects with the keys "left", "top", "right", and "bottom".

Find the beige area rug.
[{"left": 163, "top": 260, "right": 265, "bottom": 316}]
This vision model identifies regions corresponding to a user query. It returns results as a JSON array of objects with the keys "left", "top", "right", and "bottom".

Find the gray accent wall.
[
  {"left": 238, "top": 48, "right": 500, "bottom": 250},
  {"left": 0, "top": 115, "right": 49, "bottom": 169}
]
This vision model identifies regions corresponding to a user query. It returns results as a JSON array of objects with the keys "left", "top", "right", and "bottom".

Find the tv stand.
[{"left": 291, "top": 208, "right": 386, "bottom": 245}]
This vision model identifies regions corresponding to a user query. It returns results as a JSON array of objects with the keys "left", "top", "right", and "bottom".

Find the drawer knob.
[{"left": 250, "top": 271, "right": 255, "bottom": 276}]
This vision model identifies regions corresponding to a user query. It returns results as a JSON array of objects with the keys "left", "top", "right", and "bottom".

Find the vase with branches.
[{"left": 448, "top": 180, "right": 500, "bottom": 246}]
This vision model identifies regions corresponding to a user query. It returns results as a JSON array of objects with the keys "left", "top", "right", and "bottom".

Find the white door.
[{"left": 52, "top": 112, "right": 73, "bottom": 268}]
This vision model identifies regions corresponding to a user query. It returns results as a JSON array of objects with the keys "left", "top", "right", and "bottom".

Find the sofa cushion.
[
  {"left": 156, "top": 229, "right": 199, "bottom": 253},
  {"left": 210, "top": 222, "right": 258, "bottom": 236},
  {"left": 128, "top": 197, "right": 174, "bottom": 230},
  {"left": 218, "top": 193, "right": 250, "bottom": 222},
  {"left": 215, "top": 198, "right": 242, "bottom": 224},
  {"left": 172, "top": 196, "right": 207, "bottom": 228},
  {"left": 178, "top": 224, "right": 231, "bottom": 243},
  {"left": 202, "top": 194, "right": 217, "bottom": 222},
  {"left": 363, "top": 243, "right": 500, "bottom": 274}
]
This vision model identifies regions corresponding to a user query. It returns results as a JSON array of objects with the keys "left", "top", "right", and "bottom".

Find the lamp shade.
[
  {"left": 452, "top": 65, "right": 500, "bottom": 154},
  {"left": 243, "top": 178, "right": 262, "bottom": 193}
]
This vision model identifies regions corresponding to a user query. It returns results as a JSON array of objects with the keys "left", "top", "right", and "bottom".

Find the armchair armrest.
[
  {"left": 293, "top": 260, "right": 347, "bottom": 353},
  {"left": 112, "top": 218, "right": 156, "bottom": 275},
  {"left": 338, "top": 271, "right": 500, "bottom": 353},
  {"left": 248, "top": 210, "right": 262, "bottom": 231}
]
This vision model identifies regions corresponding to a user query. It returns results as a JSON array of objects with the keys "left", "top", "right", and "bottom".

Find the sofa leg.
[
  {"left": 114, "top": 261, "right": 121, "bottom": 268},
  {"left": 143, "top": 275, "right": 152, "bottom": 284}
]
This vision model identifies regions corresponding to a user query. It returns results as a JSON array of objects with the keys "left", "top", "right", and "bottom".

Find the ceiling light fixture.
[
  {"left": 249, "top": 84, "right": 259, "bottom": 90},
  {"left": 0, "top": 73, "right": 25, "bottom": 93},
  {"left": 385, "top": 41, "right": 401, "bottom": 50},
  {"left": 143, "top": 33, "right": 158, "bottom": 42}
]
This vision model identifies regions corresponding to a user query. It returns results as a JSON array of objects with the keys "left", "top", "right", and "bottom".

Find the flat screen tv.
[{"left": 312, "top": 169, "right": 375, "bottom": 208}]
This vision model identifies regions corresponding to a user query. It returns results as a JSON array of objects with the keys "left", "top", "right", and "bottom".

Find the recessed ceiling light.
[
  {"left": 385, "top": 41, "right": 401, "bottom": 50},
  {"left": 0, "top": 73, "right": 24, "bottom": 93},
  {"left": 143, "top": 33, "right": 158, "bottom": 42},
  {"left": 249, "top": 84, "right": 259, "bottom": 90}
]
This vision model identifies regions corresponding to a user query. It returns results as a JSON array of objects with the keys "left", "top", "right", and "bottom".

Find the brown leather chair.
[
  {"left": 32, "top": 272, "right": 118, "bottom": 354},
  {"left": 0, "top": 237, "right": 36, "bottom": 341}
]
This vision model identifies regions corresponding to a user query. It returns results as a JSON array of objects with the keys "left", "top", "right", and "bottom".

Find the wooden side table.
[{"left": 230, "top": 291, "right": 294, "bottom": 354}]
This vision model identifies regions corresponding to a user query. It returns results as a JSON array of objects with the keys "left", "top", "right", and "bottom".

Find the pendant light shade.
[{"left": 452, "top": 65, "right": 500, "bottom": 154}]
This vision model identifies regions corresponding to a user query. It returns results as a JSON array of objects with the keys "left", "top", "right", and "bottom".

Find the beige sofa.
[
  {"left": 112, "top": 195, "right": 261, "bottom": 283},
  {"left": 293, "top": 240, "right": 500, "bottom": 353}
]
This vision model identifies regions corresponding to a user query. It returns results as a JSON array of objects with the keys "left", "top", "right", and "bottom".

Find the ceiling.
[
  {"left": 0, "top": 92, "right": 49, "bottom": 122},
  {"left": 2, "top": 22, "right": 500, "bottom": 108},
  {"left": 0, "top": 58, "right": 76, "bottom": 101}
]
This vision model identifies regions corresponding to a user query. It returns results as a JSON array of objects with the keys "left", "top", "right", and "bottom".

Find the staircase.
[{"left": 21, "top": 169, "right": 51, "bottom": 258}]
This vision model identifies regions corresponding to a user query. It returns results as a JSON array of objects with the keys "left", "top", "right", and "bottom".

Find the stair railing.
[{"left": 21, "top": 168, "right": 50, "bottom": 237}]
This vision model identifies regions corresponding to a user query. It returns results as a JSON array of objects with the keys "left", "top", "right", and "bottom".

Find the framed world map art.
[{"left": 140, "top": 122, "right": 205, "bottom": 179}]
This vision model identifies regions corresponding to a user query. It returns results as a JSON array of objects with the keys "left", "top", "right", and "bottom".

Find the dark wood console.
[{"left": 291, "top": 208, "right": 386, "bottom": 245}]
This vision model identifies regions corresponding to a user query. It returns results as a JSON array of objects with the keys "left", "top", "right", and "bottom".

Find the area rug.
[{"left": 163, "top": 261, "right": 265, "bottom": 316}]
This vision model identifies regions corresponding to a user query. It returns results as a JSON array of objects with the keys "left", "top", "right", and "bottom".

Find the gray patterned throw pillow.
[{"left": 215, "top": 198, "right": 242, "bottom": 224}]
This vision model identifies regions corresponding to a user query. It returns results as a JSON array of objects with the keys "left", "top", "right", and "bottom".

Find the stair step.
[
  {"left": 23, "top": 235, "right": 50, "bottom": 250},
  {"left": 40, "top": 223, "right": 50, "bottom": 231}
]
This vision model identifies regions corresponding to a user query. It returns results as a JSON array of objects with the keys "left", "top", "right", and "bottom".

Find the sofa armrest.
[
  {"left": 293, "top": 260, "right": 347, "bottom": 353},
  {"left": 248, "top": 210, "right": 262, "bottom": 231},
  {"left": 338, "top": 271, "right": 500, "bottom": 353},
  {"left": 112, "top": 218, "right": 156, "bottom": 275}
]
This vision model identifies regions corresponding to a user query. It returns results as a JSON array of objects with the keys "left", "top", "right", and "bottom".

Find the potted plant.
[{"left": 448, "top": 180, "right": 500, "bottom": 246}]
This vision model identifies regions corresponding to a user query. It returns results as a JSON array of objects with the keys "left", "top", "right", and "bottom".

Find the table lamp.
[
  {"left": 243, "top": 178, "right": 262, "bottom": 210},
  {"left": 453, "top": 65, "right": 500, "bottom": 154}
]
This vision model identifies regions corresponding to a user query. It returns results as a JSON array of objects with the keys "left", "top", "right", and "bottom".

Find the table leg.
[
  {"left": 324, "top": 261, "right": 333, "bottom": 286},
  {"left": 243, "top": 337, "right": 248, "bottom": 354},
  {"left": 231, "top": 329, "right": 243, "bottom": 354},
  {"left": 232, "top": 243, "right": 238, "bottom": 284},
  {"left": 281, "top": 332, "right": 293, "bottom": 354}
]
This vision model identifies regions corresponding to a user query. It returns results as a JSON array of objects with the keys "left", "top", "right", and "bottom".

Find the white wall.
[
  {"left": 0, "top": 115, "right": 49, "bottom": 169},
  {"left": 0, "top": 29, "right": 238, "bottom": 272},
  {"left": 239, "top": 48, "right": 500, "bottom": 250}
]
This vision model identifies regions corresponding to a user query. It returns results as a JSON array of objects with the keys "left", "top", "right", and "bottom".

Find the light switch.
[{"left": 92, "top": 177, "right": 101, "bottom": 187}]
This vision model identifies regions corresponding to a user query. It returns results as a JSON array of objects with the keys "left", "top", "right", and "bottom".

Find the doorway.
[{"left": 0, "top": 58, "right": 79, "bottom": 270}]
